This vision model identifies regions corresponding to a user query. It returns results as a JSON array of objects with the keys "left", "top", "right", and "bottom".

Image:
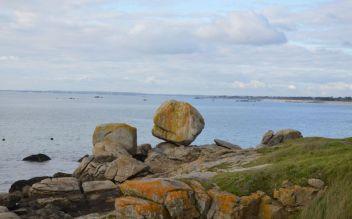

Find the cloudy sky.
[{"left": 0, "top": 0, "right": 351, "bottom": 96}]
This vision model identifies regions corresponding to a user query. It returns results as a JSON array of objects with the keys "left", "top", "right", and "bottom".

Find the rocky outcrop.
[
  {"left": 114, "top": 178, "right": 325, "bottom": 219},
  {"left": 22, "top": 154, "right": 51, "bottom": 162},
  {"left": 260, "top": 129, "right": 303, "bottom": 147},
  {"left": 152, "top": 100, "right": 205, "bottom": 145},
  {"left": 93, "top": 123, "right": 137, "bottom": 156},
  {"left": 74, "top": 155, "right": 148, "bottom": 183}
]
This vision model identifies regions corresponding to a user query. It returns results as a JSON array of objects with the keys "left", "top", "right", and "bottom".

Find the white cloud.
[
  {"left": 288, "top": 85, "right": 296, "bottom": 90},
  {"left": 196, "top": 11, "right": 287, "bottom": 45}
]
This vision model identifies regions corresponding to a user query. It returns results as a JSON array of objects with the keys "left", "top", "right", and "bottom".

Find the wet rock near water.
[{"left": 22, "top": 154, "right": 51, "bottom": 162}]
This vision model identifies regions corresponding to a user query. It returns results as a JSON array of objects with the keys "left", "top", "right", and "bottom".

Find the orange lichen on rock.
[
  {"left": 152, "top": 100, "right": 205, "bottom": 145},
  {"left": 120, "top": 178, "right": 192, "bottom": 204},
  {"left": 207, "top": 188, "right": 238, "bottom": 218},
  {"left": 115, "top": 196, "right": 169, "bottom": 219},
  {"left": 164, "top": 190, "right": 199, "bottom": 218}
]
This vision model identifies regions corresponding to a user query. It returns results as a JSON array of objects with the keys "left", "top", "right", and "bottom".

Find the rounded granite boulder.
[{"left": 152, "top": 100, "right": 205, "bottom": 146}]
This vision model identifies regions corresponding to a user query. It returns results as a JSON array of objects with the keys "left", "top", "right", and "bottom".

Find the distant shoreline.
[{"left": 1, "top": 90, "right": 351, "bottom": 104}]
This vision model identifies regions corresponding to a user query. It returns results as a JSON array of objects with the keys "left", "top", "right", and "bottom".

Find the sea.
[{"left": 0, "top": 91, "right": 351, "bottom": 192}]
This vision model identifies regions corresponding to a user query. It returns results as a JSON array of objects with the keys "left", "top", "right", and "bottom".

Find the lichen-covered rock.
[
  {"left": 273, "top": 185, "right": 319, "bottom": 208},
  {"left": 207, "top": 188, "right": 238, "bottom": 219},
  {"left": 152, "top": 100, "right": 205, "bottom": 146},
  {"left": 93, "top": 123, "right": 137, "bottom": 155},
  {"left": 120, "top": 178, "right": 192, "bottom": 204},
  {"left": 259, "top": 195, "right": 286, "bottom": 219},
  {"left": 30, "top": 177, "right": 81, "bottom": 198},
  {"left": 115, "top": 196, "right": 168, "bottom": 219},
  {"left": 187, "top": 180, "right": 211, "bottom": 218},
  {"left": 236, "top": 192, "right": 263, "bottom": 218},
  {"left": 164, "top": 190, "right": 199, "bottom": 218},
  {"left": 104, "top": 156, "right": 149, "bottom": 183}
]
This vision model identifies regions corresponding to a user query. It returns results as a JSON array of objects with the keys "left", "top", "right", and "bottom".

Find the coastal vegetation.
[{"left": 213, "top": 137, "right": 352, "bottom": 218}]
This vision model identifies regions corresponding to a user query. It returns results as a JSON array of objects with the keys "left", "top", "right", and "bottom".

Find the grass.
[
  {"left": 211, "top": 137, "right": 352, "bottom": 218},
  {"left": 207, "top": 162, "right": 233, "bottom": 172}
]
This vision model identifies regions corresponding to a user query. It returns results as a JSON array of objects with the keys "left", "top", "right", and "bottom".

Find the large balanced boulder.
[
  {"left": 93, "top": 123, "right": 137, "bottom": 156},
  {"left": 152, "top": 100, "right": 205, "bottom": 146},
  {"left": 260, "top": 129, "right": 303, "bottom": 147}
]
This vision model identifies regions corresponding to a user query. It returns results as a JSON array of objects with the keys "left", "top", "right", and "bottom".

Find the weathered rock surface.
[
  {"left": 260, "top": 129, "right": 303, "bottom": 147},
  {"left": 214, "top": 139, "right": 242, "bottom": 150},
  {"left": 273, "top": 184, "right": 320, "bottom": 209},
  {"left": 104, "top": 155, "right": 149, "bottom": 183},
  {"left": 93, "top": 140, "right": 130, "bottom": 158},
  {"left": 152, "top": 100, "right": 205, "bottom": 145},
  {"left": 93, "top": 123, "right": 137, "bottom": 156},
  {"left": 22, "top": 154, "right": 51, "bottom": 162},
  {"left": 0, "top": 206, "right": 8, "bottom": 213},
  {"left": 82, "top": 180, "right": 120, "bottom": 213},
  {"left": 30, "top": 177, "right": 81, "bottom": 198},
  {"left": 115, "top": 196, "right": 168, "bottom": 219},
  {"left": 73, "top": 156, "right": 114, "bottom": 182}
]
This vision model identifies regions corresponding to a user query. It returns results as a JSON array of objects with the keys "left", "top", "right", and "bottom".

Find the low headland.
[{"left": 0, "top": 100, "right": 351, "bottom": 219}]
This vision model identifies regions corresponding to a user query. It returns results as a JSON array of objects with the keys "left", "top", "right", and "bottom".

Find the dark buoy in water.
[
  {"left": 2, "top": 138, "right": 5, "bottom": 141},
  {"left": 50, "top": 137, "right": 54, "bottom": 141}
]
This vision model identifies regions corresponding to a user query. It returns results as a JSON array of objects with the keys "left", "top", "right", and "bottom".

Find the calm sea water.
[{"left": 0, "top": 91, "right": 351, "bottom": 191}]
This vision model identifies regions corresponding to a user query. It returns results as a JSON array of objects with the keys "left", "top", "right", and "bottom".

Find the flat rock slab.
[
  {"left": 214, "top": 139, "right": 242, "bottom": 150},
  {"left": 30, "top": 177, "right": 81, "bottom": 197},
  {"left": 82, "top": 180, "right": 117, "bottom": 194}
]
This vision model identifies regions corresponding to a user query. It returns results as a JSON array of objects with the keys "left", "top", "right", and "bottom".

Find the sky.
[{"left": 0, "top": 0, "right": 351, "bottom": 96}]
